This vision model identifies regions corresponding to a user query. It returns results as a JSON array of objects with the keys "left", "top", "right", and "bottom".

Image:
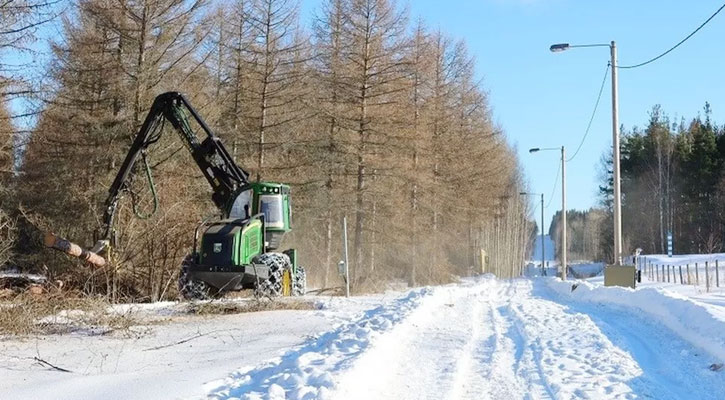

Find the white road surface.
[
  {"left": 3, "top": 276, "right": 724, "bottom": 399},
  {"left": 210, "top": 277, "right": 725, "bottom": 400}
]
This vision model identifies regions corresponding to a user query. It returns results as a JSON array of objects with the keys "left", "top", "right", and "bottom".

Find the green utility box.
[{"left": 604, "top": 265, "right": 637, "bottom": 288}]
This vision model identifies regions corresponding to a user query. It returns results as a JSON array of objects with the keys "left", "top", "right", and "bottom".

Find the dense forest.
[
  {"left": 598, "top": 104, "right": 725, "bottom": 260},
  {"left": 0, "top": 0, "right": 531, "bottom": 301},
  {"left": 548, "top": 208, "right": 605, "bottom": 262}
]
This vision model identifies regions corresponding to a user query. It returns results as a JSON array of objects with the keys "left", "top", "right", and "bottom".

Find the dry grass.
[
  {"left": 0, "top": 292, "right": 138, "bottom": 336},
  {"left": 0, "top": 291, "right": 321, "bottom": 336},
  {"left": 185, "top": 298, "right": 319, "bottom": 315}
]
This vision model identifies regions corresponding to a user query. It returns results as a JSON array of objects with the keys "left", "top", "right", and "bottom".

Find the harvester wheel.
[
  {"left": 293, "top": 266, "right": 307, "bottom": 296},
  {"left": 178, "top": 255, "right": 211, "bottom": 300},
  {"left": 254, "top": 252, "right": 291, "bottom": 298}
]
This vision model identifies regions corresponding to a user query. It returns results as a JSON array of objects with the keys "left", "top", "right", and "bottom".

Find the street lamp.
[
  {"left": 550, "top": 40, "right": 622, "bottom": 266},
  {"left": 530, "top": 146, "right": 567, "bottom": 280},
  {"left": 520, "top": 191, "right": 545, "bottom": 276}
]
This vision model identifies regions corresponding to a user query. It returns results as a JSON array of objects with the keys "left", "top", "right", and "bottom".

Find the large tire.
[
  {"left": 293, "top": 266, "right": 306, "bottom": 296},
  {"left": 254, "top": 252, "right": 291, "bottom": 298},
  {"left": 178, "top": 255, "right": 212, "bottom": 300}
]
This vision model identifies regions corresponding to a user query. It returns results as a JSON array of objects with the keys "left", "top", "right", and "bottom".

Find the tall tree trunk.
[
  {"left": 353, "top": 22, "right": 371, "bottom": 284},
  {"left": 133, "top": 4, "right": 149, "bottom": 127},
  {"left": 256, "top": 1, "right": 273, "bottom": 181}
]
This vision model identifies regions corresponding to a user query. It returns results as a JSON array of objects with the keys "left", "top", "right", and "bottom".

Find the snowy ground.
[
  {"left": 3, "top": 275, "right": 725, "bottom": 399},
  {"left": 0, "top": 295, "right": 392, "bottom": 400},
  {"left": 637, "top": 275, "right": 725, "bottom": 320}
]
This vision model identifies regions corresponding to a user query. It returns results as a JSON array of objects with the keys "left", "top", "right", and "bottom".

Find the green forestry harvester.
[{"left": 45, "top": 92, "right": 305, "bottom": 299}]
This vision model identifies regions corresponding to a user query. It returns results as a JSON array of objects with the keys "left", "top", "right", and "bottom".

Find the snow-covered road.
[
  {"left": 3, "top": 276, "right": 724, "bottom": 399},
  {"left": 211, "top": 277, "right": 725, "bottom": 400}
]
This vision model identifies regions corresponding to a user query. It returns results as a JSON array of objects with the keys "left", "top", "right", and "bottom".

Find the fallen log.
[{"left": 43, "top": 233, "right": 106, "bottom": 267}]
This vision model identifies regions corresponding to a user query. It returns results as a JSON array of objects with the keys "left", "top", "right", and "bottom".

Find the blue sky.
[{"left": 302, "top": 0, "right": 725, "bottom": 231}]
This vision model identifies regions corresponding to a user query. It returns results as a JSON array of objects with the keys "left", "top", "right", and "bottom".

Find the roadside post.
[
  {"left": 696, "top": 262, "right": 700, "bottom": 286},
  {"left": 716, "top": 260, "right": 720, "bottom": 288},
  {"left": 341, "top": 216, "right": 350, "bottom": 297}
]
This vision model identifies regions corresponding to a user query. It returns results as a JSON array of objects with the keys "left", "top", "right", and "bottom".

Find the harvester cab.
[
  {"left": 227, "top": 182, "right": 292, "bottom": 250},
  {"left": 45, "top": 92, "right": 305, "bottom": 299}
]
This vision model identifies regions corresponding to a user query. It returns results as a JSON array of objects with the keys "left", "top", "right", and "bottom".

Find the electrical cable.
[
  {"left": 618, "top": 2, "right": 725, "bottom": 69},
  {"left": 545, "top": 161, "right": 561, "bottom": 209},
  {"left": 567, "top": 63, "right": 610, "bottom": 162}
]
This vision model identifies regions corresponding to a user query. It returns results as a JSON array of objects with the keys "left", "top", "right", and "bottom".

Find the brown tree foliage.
[
  {"left": 19, "top": 0, "right": 212, "bottom": 301},
  {"left": 13, "top": 0, "right": 530, "bottom": 300},
  {"left": 0, "top": 1, "right": 60, "bottom": 268},
  {"left": 0, "top": 100, "right": 15, "bottom": 267}
]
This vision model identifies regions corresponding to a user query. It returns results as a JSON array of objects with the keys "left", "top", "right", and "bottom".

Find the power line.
[
  {"left": 545, "top": 161, "right": 561, "bottom": 209},
  {"left": 618, "top": 2, "right": 725, "bottom": 69},
  {"left": 567, "top": 63, "right": 610, "bottom": 162}
]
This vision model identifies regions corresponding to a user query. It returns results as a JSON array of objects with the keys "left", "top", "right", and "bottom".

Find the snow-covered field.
[{"left": 2, "top": 274, "right": 725, "bottom": 399}]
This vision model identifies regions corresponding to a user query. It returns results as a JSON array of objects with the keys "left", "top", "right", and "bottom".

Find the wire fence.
[{"left": 638, "top": 256, "right": 723, "bottom": 292}]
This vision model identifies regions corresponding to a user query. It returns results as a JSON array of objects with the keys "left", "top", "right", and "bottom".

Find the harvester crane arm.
[{"left": 100, "top": 92, "right": 249, "bottom": 242}]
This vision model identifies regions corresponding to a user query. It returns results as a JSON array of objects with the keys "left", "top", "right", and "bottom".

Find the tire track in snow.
[
  {"left": 451, "top": 282, "right": 529, "bottom": 400},
  {"left": 204, "top": 277, "right": 725, "bottom": 400},
  {"left": 444, "top": 289, "right": 491, "bottom": 399},
  {"left": 331, "top": 280, "right": 495, "bottom": 400},
  {"left": 497, "top": 304, "right": 554, "bottom": 400},
  {"left": 490, "top": 278, "right": 554, "bottom": 400},
  {"left": 539, "top": 282, "right": 725, "bottom": 400},
  {"left": 505, "top": 280, "right": 641, "bottom": 399}
]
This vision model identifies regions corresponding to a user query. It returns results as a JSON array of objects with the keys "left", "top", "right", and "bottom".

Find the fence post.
[
  {"left": 686, "top": 264, "right": 691, "bottom": 285},
  {"left": 667, "top": 265, "right": 671, "bottom": 283},
  {"left": 342, "top": 216, "right": 350, "bottom": 298},
  {"left": 716, "top": 260, "right": 720, "bottom": 288},
  {"left": 695, "top": 262, "right": 700, "bottom": 286},
  {"left": 679, "top": 265, "right": 683, "bottom": 284},
  {"left": 706, "top": 261, "right": 710, "bottom": 292},
  {"left": 655, "top": 264, "right": 660, "bottom": 282},
  {"left": 655, "top": 264, "right": 659, "bottom": 281}
]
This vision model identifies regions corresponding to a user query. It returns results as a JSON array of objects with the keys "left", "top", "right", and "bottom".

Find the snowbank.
[
  {"left": 545, "top": 278, "right": 725, "bottom": 362},
  {"left": 205, "top": 287, "right": 432, "bottom": 399}
]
